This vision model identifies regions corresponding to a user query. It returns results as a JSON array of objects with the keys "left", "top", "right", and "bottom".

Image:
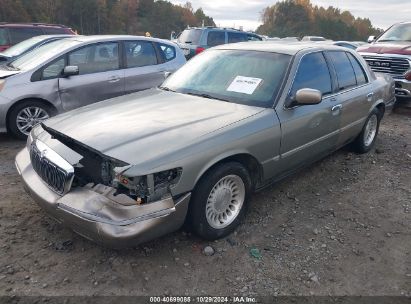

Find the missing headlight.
[{"left": 114, "top": 168, "right": 182, "bottom": 204}]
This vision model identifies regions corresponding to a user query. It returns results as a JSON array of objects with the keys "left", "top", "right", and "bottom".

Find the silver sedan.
[
  {"left": 0, "top": 35, "right": 186, "bottom": 138},
  {"left": 16, "top": 43, "right": 395, "bottom": 247}
]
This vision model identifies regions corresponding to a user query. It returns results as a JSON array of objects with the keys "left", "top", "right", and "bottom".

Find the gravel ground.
[{"left": 0, "top": 112, "right": 410, "bottom": 297}]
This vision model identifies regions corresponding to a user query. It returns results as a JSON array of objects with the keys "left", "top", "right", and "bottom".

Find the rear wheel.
[
  {"left": 187, "top": 162, "right": 252, "bottom": 240},
  {"left": 8, "top": 101, "right": 52, "bottom": 139},
  {"left": 352, "top": 108, "right": 381, "bottom": 153}
]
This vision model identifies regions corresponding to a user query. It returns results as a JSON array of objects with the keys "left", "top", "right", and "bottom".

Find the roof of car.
[
  {"left": 214, "top": 41, "right": 351, "bottom": 56},
  {"left": 66, "top": 35, "right": 174, "bottom": 44},
  {"left": 31, "top": 34, "right": 77, "bottom": 40},
  {"left": 184, "top": 27, "right": 256, "bottom": 34},
  {"left": 0, "top": 22, "right": 70, "bottom": 28}
]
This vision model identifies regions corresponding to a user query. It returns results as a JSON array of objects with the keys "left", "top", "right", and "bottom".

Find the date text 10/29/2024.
[{"left": 149, "top": 296, "right": 257, "bottom": 303}]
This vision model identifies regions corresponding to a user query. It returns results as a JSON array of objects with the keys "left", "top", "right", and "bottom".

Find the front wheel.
[
  {"left": 8, "top": 101, "right": 52, "bottom": 139},
  {"left": 187, "top": 162, "right": 252, "bottom": 240},
  {"left": 352, "top": 108, "right": 381, "bottom": 154}
]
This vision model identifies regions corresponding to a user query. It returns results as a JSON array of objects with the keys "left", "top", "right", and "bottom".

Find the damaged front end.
[{"left": 17, "top": 125, "right": 190, "bottom": 247}]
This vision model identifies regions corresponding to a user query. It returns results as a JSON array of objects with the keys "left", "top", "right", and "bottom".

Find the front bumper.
[
  {"left": 394, "top": 78, "right": 411, "bottom": 98},
  {"left": 15, "top": 147, "right": 191, "bottom": 248}
]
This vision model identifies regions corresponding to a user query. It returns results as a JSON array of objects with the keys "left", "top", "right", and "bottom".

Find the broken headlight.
[{"left": 113, "top": 168, "right": 182, "bottom": 204}]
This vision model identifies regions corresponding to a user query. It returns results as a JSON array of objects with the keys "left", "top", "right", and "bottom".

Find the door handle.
[
  {"left": 367, "top": 92, "right": 374, "bottom": 101},
  {"left": 331, "top": 104, "right": 342, "bottom": 113},
  {"left": 108, "top": 76, "right": 121, "bottom": 83}
]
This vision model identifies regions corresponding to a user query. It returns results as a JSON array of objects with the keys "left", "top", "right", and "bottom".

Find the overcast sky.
[{"left": 169, "top": 0, "right": 409, "bottom": 31}]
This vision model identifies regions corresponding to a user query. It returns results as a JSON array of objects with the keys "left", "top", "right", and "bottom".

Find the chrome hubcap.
[
  {"left": 363, "top": 114, "right": 378, "bottom": 147},
  {"left": 16, "top": 107, "right": 49, "bottom": 135},
  {"left": 206, "top": 175, "right": 245, "bottom": 229}
]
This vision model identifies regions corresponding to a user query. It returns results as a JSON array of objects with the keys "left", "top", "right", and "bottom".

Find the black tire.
[
  {"left": 351, "top": 108, "right": 382, "bottom": 154},
  {"left": 7, "top": 100, "right": 53, "bottom": 140},
  {"left": 187, "top": 162, "right": 252, "bottom": 240}
]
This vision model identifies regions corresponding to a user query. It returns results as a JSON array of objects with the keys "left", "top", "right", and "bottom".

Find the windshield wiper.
[
  {"left": 159, "top": 86, "right": 176, "bottom": 92},
  {"left": 377, "top": 39, "right": 397, "bottom": 42},
  {"left": 7, "top": 62, "right": 18, "bottom": 69},
  {"left": 185, "top": 92, "right": 230, "bottom": 103}
]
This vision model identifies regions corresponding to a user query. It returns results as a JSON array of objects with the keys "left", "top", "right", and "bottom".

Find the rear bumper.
[{"left": 15, "top": 147, "right": 190, "bottom": 248}]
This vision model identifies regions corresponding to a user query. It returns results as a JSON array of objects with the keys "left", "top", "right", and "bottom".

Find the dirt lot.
[{"left": 0, "top": 112, "right": 410, "bottom": 297}]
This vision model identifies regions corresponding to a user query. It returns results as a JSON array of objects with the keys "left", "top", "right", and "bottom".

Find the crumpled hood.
[
  {"left": 42, "top": 89, "right": 265, "bottom": 165},
  {"left": 357, "top": 41, "right": 411, "bottom": 56}
]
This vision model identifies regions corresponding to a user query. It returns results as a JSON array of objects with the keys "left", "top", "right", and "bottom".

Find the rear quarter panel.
[{"left": 374, "top": 73, "right": 396, "bottom": 111}]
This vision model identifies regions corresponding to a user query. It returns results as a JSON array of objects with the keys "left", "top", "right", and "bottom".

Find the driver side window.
[{"left": 291, "top": 52, "right": 332, "bottom": 98}]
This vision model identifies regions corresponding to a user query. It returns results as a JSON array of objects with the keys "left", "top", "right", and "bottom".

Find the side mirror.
[
  {"left": 367, "top": 35, "right": 376, "bottom": 43},
  {"left": 295, "top": 88, "right": 322, "bottom": 105},
  {"left": 164, "top": 71, "right": 172, "bottom": 79},
  {"left": 62, "top": 66, "right": 79, "bottom": 77}
]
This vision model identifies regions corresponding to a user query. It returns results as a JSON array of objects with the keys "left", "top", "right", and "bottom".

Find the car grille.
[
  {"left": 30, "top": 142, "right": 74, "bottom": 195},
  {"left": 362, "top": 55, "right": 410, "bottom": 78}
]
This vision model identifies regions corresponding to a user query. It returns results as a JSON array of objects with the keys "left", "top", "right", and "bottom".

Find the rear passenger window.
[
  {"left": 347, "top": 53, "right": 368, "bottom": 85},
  {"left": 9, "top": 27, "right": 43, "bottom": 44},
  {"left": 328, "top": 51, "right": 357, "bottom": 91},
  {"left": 207, "top": 31, "right": 225, "bottom": 47},
  {"left": 125, "top": 41, "right": 158, "bottom": 68},
  {"left": 69, "top": 42, "right": 119, "bottom": 75},
  {"left": 291, "top": 52, "right": 332, "bottom": 97},
  {"left": 158, "top": 43, "right": 176, "bottom": 61},
  {"left": 228, "top": 32, "right": 247, "bottom": 43}
]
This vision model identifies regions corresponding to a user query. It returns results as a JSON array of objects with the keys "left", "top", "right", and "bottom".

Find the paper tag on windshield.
[{"left": 227, "top": 76, "right": 263, "bottom": 95}]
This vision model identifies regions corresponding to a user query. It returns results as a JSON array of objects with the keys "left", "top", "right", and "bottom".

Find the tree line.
[
  {"left": 0, "top": 0, "right": 215, "bottom": 38},
  {"left": 257, "top": 0, "right": 382, "bottom": 41},
  {"left": 0, "top": 0, "right": 383, "bottom": 41}
]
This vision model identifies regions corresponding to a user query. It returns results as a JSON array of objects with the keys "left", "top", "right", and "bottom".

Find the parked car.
[
  {"left": 301, "top": 36, "right": 326, "bottom": 41},
  {"left": 318, "top": 41, "right": 360, "bottom": 50},
  {"left": 0, "top": 23, "right": 75, "bottom": 52},
  {"left": 15, "top": 43, "right": 395, "bottom": 248},
  {"left": 176, "top": 27, "right": 262, "bottom": 59},
  {"left": 0, "top": 35, "right": 186, "bottom": 138},
  {"left": 334, "top": 41, "right": 362, "bottom": 50},
  {"left": 357, "top": 21, "right": 411, "bottom": 99},
  {"left": 281, "top": 37, "right": 300, "bottom": 42},
  {"left": 263, "top": 37, "right": 281, "bottom": 41},
  {"left": 0, "top": 35, "right": 75, "bottom": 65}
]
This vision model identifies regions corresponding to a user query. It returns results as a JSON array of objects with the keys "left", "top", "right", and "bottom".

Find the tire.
[
  {"left": 187, "top": 162, "right": 252, "bottom": 240},
  {"left": 7, "top": 100, "right": 53, "bottom": 140},
  {"left": 351, "top": 108, "right": 382, "bottom": 154}
]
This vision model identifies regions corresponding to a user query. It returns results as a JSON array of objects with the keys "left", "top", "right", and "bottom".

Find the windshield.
[
  {"left": 378, "top": 23, "right": 411, "bottom": 42},
  {"left": 178, "top": 29, "right": 202, "bottom": 44},
  {"left": 1, "top": 36, "right": 44, "bottom": 57},
  {"left": 162, "top": 49, "right": 291, "bottom": 108},
  {"left": 10, "top": 39, "right": 79, "bottom": 70}
]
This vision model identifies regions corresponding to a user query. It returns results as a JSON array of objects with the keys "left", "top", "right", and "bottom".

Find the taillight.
[
  {"left": 195, "top": 47, "right": 205, "bottom": 55},
  {"left": 405, "top": 70, "right": 411, "bottom": 81}
]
